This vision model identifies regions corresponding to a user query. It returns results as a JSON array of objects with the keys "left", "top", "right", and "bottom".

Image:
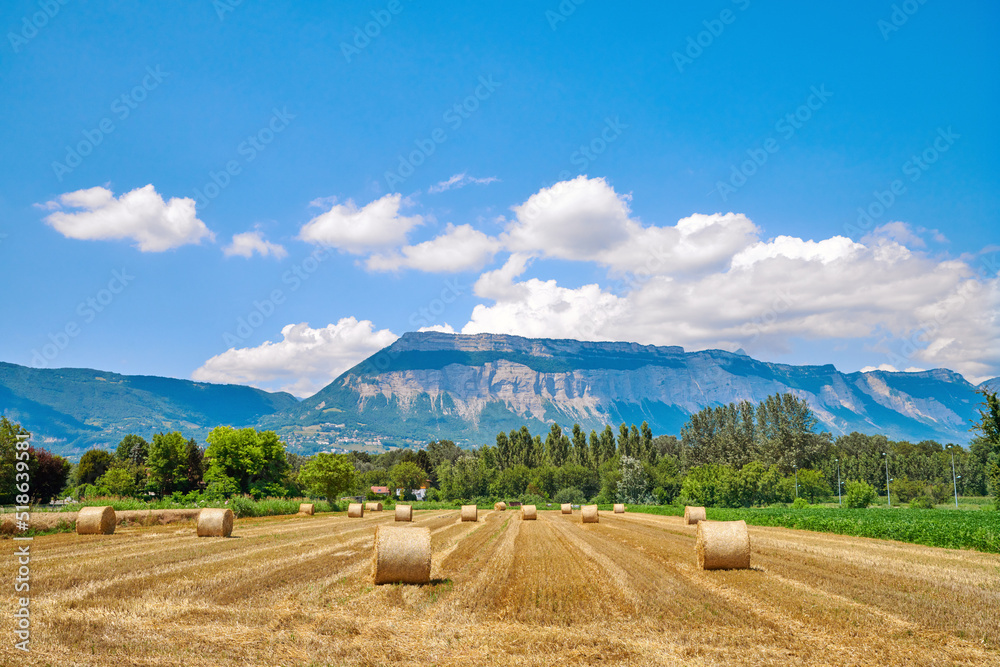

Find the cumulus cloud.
[
  {"left": 502, "top": 176, "right": 759, "bottom": 276},
  {"left": 192, "top": 318, "right": 399, "bottom": 397},
  {"left": 42, "top": 184, "right": 213, "bottom": 252},
  {"left": 428, "top": 173, "right": 499, "bottom": 194},
  {"left": 298, "top": 193, "right": 422, "bottom": 253},
  {"left": 223, "top": 229, "right": 287, "bottom": 259},
  {"left": 365, "top": 223, "right": 502, "bottom": 273}
]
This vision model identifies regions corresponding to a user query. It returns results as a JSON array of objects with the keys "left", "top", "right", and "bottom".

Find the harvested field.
[{"left": 2, "top": 509, "right": 999, "bottom": 666}]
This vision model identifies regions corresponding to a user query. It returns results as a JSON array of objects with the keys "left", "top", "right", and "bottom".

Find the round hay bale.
[
  {"left": 365, "top": 501, "right": 383, "bottom": 512},
  {"left": 696, "top": 519, "right": 750, "bottom": 570},
  {"left": 684, "top": 506, "right": 707, "bottom": 525},
  {"left": 582, "top": 504, "right": 599, "bottom": 523},
  {"left": 560, "top": 503, "right": 572, "bottom": 514},
  {"left": 521, "top": 504, "right": 537, "bottom": 520},
  {"left": 348, "top": 503, "right": 364, "bottom": 518},
  {"left": 395, "top": 505, "right": 413, "bottom": 522},
  {"left": 494, "top": 501, "right": 506, "bottom": 511},
  {"left": 372, "top": 525, "right": 431, "bottom": 584},
  {"left": 197, "top": 508, "right": 234, "bottom": 537},
  {"left": 613, "top": 503, "right": 625, "bottom": 514},
  {"left": 299, "top": 503, "right": 314, "bottom": 515},
  {"left": 461, "top": 505, "right": 478, "bottom": 522},
  {"left": 76, "top": 506, "right": 116, "bottom": 535}
]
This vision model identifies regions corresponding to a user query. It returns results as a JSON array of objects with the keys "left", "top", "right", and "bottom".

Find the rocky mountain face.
[{"left": 271, "top": 332, "right": 993, "bottom": 450}]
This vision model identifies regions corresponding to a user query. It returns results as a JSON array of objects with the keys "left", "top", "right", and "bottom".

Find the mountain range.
[{"left": 1, "top": 333, "right": 994, "bottom": 459}]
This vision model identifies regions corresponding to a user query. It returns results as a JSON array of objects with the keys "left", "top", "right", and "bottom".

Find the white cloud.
[
  {"left": 860, "top": 364, "right": 927, "bottom": 373},
  {"left": 365, "top": 223, "right": 501, "bottom": 273},
  {"left": 223, "top": 229, "right": 287, "bottom": 259},
  {"left": 192, "top": 318, "right": 399, "bottom": 397},
  {"left": 428, "top": 173, "right": 499, "bottom": 194},
  {"left": 42, "top": 184, "right": 213, "bottom": 252},
  {"left": 298, "top": 193, "right": 422, "bottom": 253}
]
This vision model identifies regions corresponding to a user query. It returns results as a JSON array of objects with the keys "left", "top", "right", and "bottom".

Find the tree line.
[{"left": 3, "top": 389, "right": 998, "bottom": 511}]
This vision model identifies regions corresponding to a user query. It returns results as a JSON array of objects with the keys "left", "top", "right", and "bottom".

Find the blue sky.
[{"left": 1, "top": 0, "right": 998, "bottom": 396}]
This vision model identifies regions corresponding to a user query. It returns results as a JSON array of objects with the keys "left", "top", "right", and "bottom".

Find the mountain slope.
[
  {"left": 0, "top": 362, "right": 298, "bottom": 457},
  {"left": 267, "top": 332, "right": 985, "bottom": 450}
]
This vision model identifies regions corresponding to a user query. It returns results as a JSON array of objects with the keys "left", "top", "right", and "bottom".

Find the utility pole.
[
  {"left": 836, "top": 458, "right": 841, "bottom": 506},
  {"left": 794, "top": 464, "right": 799, "bottom": 499},
  {"left": 947, "top": 444, "right": 960, "bottom": 508},
  {"left": 883, "top": 452, "right": 891, "bottom": 508}
]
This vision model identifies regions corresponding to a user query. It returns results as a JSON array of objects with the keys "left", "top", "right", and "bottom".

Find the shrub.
[
  {"left": 845, "top": 480, "right": 877, "bottom": 509},
  {"left": 791, "top": 497, "right": 809, "bottom": 509},
  {"left": 909, "top": 495, "right": 935, "bottom": 509},
  {"left": 553, "top": 487, "right": 585, "bottom": 504}
]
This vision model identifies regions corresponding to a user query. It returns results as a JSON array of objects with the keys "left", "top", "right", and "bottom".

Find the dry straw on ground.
[
  {"left": 613, "top": 504, "right": 625, "bottom": 514},
  {"left": 684, "top": 506, "right": 707, "bottom": 524},
  {"left": 197, "top": 508, "right": 234, "bottom": 538},
  {"left": 299, "top": 503, "right": 314, "bottom": 515},
  {"left": 365, "top": 502, "right": 383, "bottom": 512},
  {"left": 371, "top": 525, "right": 432, "bottom": 584},
  {"left": 696, "top": 519, "right": 751, "bottom": 570},
  {"left": 521, "top": 504, "right": 537, "bottom": 520},
  {"left": 395, "top": 505, "right": 413, "bottom": 522},
  {"left": 348, "top": 503, "right": 364, "bottom": 518},
  {"left": 494, "top": 501, "right": 506, "bottom": 511},
  {"left": 561, "top": 503, "right": 572, "bottom": 514},
  {"left": 582, "top": 504, "right": 599, "bottom": 523},
  {"left": 76, "top": 506, "right": 115, "bottom": 535},
  {"left": 461, "top": 505, "right": 478, "bottom": 522}
]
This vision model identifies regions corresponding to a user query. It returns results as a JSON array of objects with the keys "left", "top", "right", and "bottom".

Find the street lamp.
[
  {"left": 946, "top": 444, "right": 960, "bottom": 509},
  {"left": 793, "top": 464, "right": 799, "bottom": 499},
  {"left": 836, "top": 458, "right": 842, "bottom": 506},
  {"left": 883, "top": 452, "right": 891, "bottom": 508}
]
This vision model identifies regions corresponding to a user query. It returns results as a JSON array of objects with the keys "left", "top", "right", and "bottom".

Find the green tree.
[
  {"left": 571, "top": 424, "right": 589, "bottom": 467},
  {"left": 115, "top": 434, "right": 149, "bottom": 466},
  {"left": 845, "top": 480, "right": 877, "bottom": 508},
  {"left": 298, "top": 453, "right": 356, "bottom": 500},
  {"left": 598, "top": 425, "right": 617, "bottom": 465},
  {"left": 489, "top": 464, "right": 532, "bottom": 498},
  {"left": 796, "top": 468, "right": 831, "bottom": 503},
  {"left": 204, "top": 426, "right": 289, "bottom": 494},
  {"left": 970, "top": 389, "right": 1000, "bottom": 508},
  {"left": 30, "top": 446, "right": 72, "bottom": 503},
  {"left": 679, "top": 464, "right": 736, "bottom": 507},
  {"left": 96, "top": 465, "right": 139, "bottom": 497},
  {"left": 496, "top": 431, "right": 513, "bottom": 470},
  {"left": 146, "top": 432, "right": 189, "bottom": 496},
  {"left": 553, "top": 486, "right": 586, "bottom": 504},
  {"left": 390, "top": 461, "right": 426, "bottom": 493},
  {"left": 77, "top": 449, "right": 114, "bottom": 486},
  {"left": 616, "top": 455, "right": 652, "bottom": 504},
  {"left": 545, "top": 423, "right": 570, "bottom": 467}
]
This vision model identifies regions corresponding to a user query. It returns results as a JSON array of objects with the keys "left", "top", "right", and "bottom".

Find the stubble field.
[{"left": 2, "top": 509, "right": 999, "bottom": 666}]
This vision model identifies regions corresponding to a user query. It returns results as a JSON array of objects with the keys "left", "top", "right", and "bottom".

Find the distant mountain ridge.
[
  {"left": 1, "top": 333, "right": 995, "bottom": 458},
  {"left": 268, "top": 332, "right": 995, "bottom": 450},
  {"left": 0, "top": 362, "right": 298, "bottom": 458}
]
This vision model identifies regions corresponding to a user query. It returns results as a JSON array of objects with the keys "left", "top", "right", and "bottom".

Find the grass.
[{"left": 624, "top": 503, "right": 1000, "bottom": 553}]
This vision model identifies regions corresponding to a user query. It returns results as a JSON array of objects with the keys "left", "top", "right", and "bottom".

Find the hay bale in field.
[
  {"left": 521, "top": 504, "right": 537, "bottom": 520},
  {"left": 494, "top": 501, "right": 506, "bottom": 511},
  {"left": 684, "top": 506, "right": 707, "bottom": 525},
  {"left": 371, "top": 525, "right": 432, "bottom": 585},
  {"left": 561, "top": 503, "right": 572, "bottom": 514},
  {"left": 582, "top": 504, "right": 599, "bottom": 523},
  {"left": 348, "top": 503, "right": 364, "bottom": 518},
  {"left": 395, "top": 505, "right": 413, "bottom": 522},
  {"left": 299, "top": 503, "right": 314, "bottom": 515},
  {"left": 76, "top": 506, "right": 116, "bottom": 535},
  {"left": 365, "top": 502, "right": 383, "bottom": 512},
  {"left": 696, "top": 519, "right": 750, "bottom": 570},
  {"left": 613, "top": 503, "right": 625, "bottom": 514},
  {"left": 197, "top": 508, "right": 234, "bottom": 537},
  {"left": 461, "top": 505, "right": 478, "bottom": 522}
]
